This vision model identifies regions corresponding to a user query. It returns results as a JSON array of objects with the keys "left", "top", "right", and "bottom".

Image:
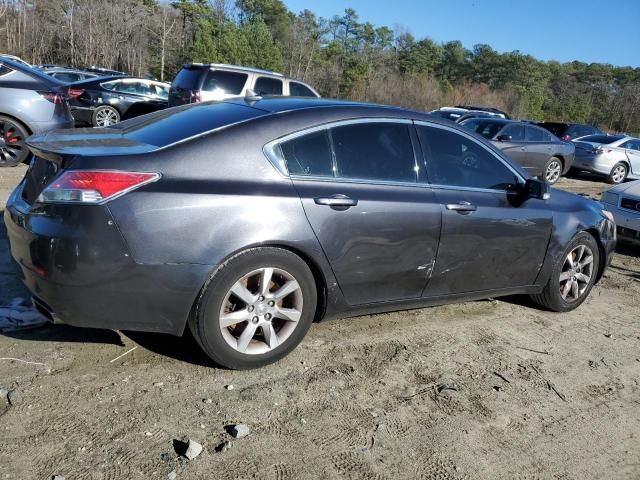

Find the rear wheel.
[
  {"left": 0, "top": 116, "right": 29, "bottom": 167},
  {"left": 92, "top": 106, "right": 120, "bottom": 127},
  {"left": 607, "top": 162, "right": 627, "bottom": 184},
  {"left": 189, "top": 247, "right": 317, "bottom": 369},
  {"left": 530, "top": 232, "right": 599, "bottom": 312},
  {"left": 544, "top": 157, "right": 563, "bottom": 184}
]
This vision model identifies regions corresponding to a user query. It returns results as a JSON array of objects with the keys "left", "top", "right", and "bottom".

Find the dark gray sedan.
[
  {"left": 5, "top": 98, "right": 615, "bottom": 369},
  {"left": 460, "top": 118, "right": 575, "bottom": 184}
]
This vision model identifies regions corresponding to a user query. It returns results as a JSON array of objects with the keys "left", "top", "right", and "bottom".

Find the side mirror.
[
  {"left": 525, "top": 178, "right": 551, "bottom": 200},
  {"left": 496, "top": 134, "right": 512, "bottom": 142}
]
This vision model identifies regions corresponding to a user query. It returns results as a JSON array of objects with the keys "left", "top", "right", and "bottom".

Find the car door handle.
[
  {"left": 446, "top": 201, "right": 477, "bottom": 213},
  {"left": 520, "top": 147, "right": 526, "bottom": 151},
  {"left": 314, "top": 195, "right": 358, "bottom": 208}
]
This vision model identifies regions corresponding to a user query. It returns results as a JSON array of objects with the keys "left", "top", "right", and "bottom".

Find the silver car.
[
  {"left": 573, "top": 134, "right": 640, "bottom": 184},
  {"left": 0, "top": 57, "right": 75, "bottom": 167},
  {"left": 600, "top": 181, "right": 640, "bottom": 243}
]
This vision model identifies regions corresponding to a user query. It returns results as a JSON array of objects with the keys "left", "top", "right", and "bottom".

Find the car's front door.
[
  {"left": 621, "top": 139, "right": 640, "bottom": 175},
  {"left": 526, "top": 125, "right": 554, "bottom": 176},
  {"left": 416, "top": 122, "right": 553, "bottom": 296},
  {"left": 493, "top": 123, "right": 529, "bottom": 169},
  {"left": 277, "top": 119, "right": 442, "bottom": 306}
]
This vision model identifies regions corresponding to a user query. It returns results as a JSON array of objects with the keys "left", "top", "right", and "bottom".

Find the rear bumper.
[{"left": 4, "top": 182, "right": 210, "bottom": 336}]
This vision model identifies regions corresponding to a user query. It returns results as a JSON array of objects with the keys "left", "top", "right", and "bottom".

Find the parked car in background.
[
  {"left": 460, "top": 118, "right": 575, "bottom": 184},
  {"left": 5, "top": 97, "right": 615, "bottom": 369},
  {"left": 430, "top": 106, "right": 508, "bottom": 123},
  {"left": 0, "top": 57, "right": 74, "bottom": 166},
  {"left": 455, "top": 111, "right": 502, "bottom": 124},
  {"left": 572, "top": 134, "right": 640, "bottom": 184},
  {"left": 40, "top": 67, "right": 98, "bottom": 83},
  {"left": 454, "top": 105, "right": 510, "bottom": 118},
  {"left": 600, "top": 181, "right": 640, "bottom": 243},
  {"left": 538, "top": 122, "right": 603, "bottom": 141},
  {"left": 83, "top": 66, "right": 126, "bottom": 76},
  {"left": 168, "top": 63, "right": 319, "bottom": 107},
  {"left": 67, "top": 76, "right": 170, "bottom": 127}
]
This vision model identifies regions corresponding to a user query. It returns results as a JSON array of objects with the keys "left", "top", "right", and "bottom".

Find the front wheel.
[
  {"left": 92, "top": 105, "right": 120, "bottom": 127},
  {"left": 530, "top": 232, "right": 599, "bottom": 312},
  {"left": 607, "top": 162, "right": 627, "bottom": 184},
  {"left": 189, "top": 247, "right": 317, "bottom": 369},
  {"left": 544, "top": 157, "right": 563, "bottom": 184}
]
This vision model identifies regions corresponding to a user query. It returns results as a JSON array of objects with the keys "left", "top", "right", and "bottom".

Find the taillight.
[
  {"left": 68, "top": 88, "right": 85, "bottom": 99},
  {"left": 562, "top": 134, "right": 571, "bottom": 141},
  {"left": 38, "top": 91, "right": 67, "bottom": 104},
  {"left": 37, "top": 171, "right": 159, "bottom": 204},
  {"left": 190, "top": 90, "right": 202, "bottom": 103}
]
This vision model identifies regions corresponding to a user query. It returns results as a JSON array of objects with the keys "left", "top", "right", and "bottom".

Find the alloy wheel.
[
  {"left": 0, "top": 120, "right": 25, "bottom": 165},
  {"left": 611, "top": 165, "right": 626, "bottom": 184},
  {"left": 218, "top": 267, "right": 304, "bottom": 355},
  {"left": 559, "top": 245, "right": 594, "bottom": 302},
  {"left": 545, "top": 159, "right": 562, "bottom": 184},
  {"left": 95, "top": 108, "right": 119, "bottom": 127}
]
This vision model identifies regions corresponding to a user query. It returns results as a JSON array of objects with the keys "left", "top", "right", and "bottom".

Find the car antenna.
[{"left": 244, "top": 88, "right": 262, "bottom": 105}]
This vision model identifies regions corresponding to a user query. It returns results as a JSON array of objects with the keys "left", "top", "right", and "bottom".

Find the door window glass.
[
  {"left": 331, "top": 122, "right": 416, "bottom": 182},
  {"left": 501, "top": 124, "right": 525, "bottom": 141},
  {"left": 254, "top": 76, "right": 283, "bottom": 95},
  {"left": 289, "top": 82, "right": 316, "bottom": 97},
  {"left": 417, "top": 125, "right": 520, "bottom": 190},
  {"left": 526, "top": 126, "right": 545, "bottom": 142},
  {"left": 281, "top": 130, "right": 333, "bottom": 177}
]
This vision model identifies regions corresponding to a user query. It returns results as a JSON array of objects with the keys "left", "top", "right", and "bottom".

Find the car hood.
[
  {"left": 607, "top": 179, "right": 640, "bottom": 197},
  {"left": 546, "top": 186, "right": 604, "bottom": 217}
]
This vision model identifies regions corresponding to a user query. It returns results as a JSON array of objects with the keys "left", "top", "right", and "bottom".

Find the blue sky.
[{"left": 283, "top": 0, "right": 640, "bottom": 68}]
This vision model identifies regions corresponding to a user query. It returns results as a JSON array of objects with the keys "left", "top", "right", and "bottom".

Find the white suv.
[{"left": 168, "top": 63, "right": 320, "bottom": 106}]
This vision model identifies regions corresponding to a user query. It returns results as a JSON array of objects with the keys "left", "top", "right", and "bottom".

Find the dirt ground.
[{"left": 1, "top": 164, "right": 639, "bottom": 480}]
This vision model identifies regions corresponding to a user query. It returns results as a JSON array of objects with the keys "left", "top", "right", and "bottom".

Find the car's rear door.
[
  {"left": 275, "top": 119, "right": 442, "bottom": 306},
  {"left": 525, "top": 125, "right": 554, "bottom": 176},
  {"left": 416, "top": 122, "right": 553, "bottom": 296}
]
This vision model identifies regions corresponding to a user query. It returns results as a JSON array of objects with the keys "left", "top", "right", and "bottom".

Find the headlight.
[
  {"left": 601, "top": 210, "right": 614, "bottom": 222},
  {"left": 600, "top": 191, "right": 619, "bottom": 206}
]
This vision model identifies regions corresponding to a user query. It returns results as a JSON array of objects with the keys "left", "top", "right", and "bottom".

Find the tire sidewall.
[
  {"left": 0, "top": 115, "right": 29, "bottom": 166},
  {"left": 195, "top": 248, "right": 317, "bottom": 370},
  {"left": 547, "top": 232, "right": 600, "bottom": 311},
  {"left": 92, "top": 106, "right": 120, "bottom": 127}
]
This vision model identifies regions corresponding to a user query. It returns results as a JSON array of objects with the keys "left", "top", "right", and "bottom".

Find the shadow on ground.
[{"left": 123, "top": 329, "right": 218, "bottom": 368}]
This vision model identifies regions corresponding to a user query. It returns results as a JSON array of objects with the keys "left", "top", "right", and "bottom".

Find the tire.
[
  {"left": 92, "top": 105, "right": 120, "bottom": 127},
  {"left": 606, "top": 162, "right": 627, "bottom": 184},
  {"left": 530, "top": 232, "right": 600, "bottom": 312},
  {"left": 0, "top": 115, "right": 29, "bottom": 167},
  {"left": 543, "top": 156, "right": 563, "bottom": 184},
  {"left": 189, "top": 247, "right": 317, "bottom": 370}
]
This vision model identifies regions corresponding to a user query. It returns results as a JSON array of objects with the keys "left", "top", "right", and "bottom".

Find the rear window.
[
  {"left": 578, "top": 135, "right": 621, "bottom": 144},
  {"left": 203, "top": 70, "right": 248, "bottom": 95},
  {"left": 290, "top": 82, "right": 316, "bottom": 97},
  {"left": 462, "top": 120, "right": 505, "bottom": 139},
  {"left": 172, "top": 68, "right": 203, "bottom": 89},
  {"left": 111, "top": 102, "right": 265, "bottom": 148}
]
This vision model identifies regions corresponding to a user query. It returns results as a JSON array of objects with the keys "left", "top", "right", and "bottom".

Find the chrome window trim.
[
  {"left": 413, "top": 119, "right": 527, "bottom": 191},
  {"left": 263, "top": 117, "right": 415, "bottom": 181}
]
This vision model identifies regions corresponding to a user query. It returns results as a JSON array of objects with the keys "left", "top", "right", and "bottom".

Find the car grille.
[{"left": 620, "top": 197, "right": 640, "bottom": 212}]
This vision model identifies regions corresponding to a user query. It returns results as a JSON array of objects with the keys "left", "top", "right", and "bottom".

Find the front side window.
[
  {"left": 290, "top": 81, "right": 316, "bottom": 97},
  {"left": 501, "top": 124, "right": 525, "bottom": 141},
  {"left": 203, "top": 70, "right": 248, "bottom": 95},
  {"left": 254, "top": 76, "right": 283, "bottom": 95},
  {"left": 417, "top": 124, "right": 520, "bottom": 191},
  {"left": 331, "top": 122, "right": 416, "bottom": 183},
  {"left": 281, "top": 130, "right": 333, "bottom": 177},
  {"left": 526, "top": 126, "right": 546, "bottom": 142},
  {"left": 621, "top": 140, "right": 640, "bottom": 151}
]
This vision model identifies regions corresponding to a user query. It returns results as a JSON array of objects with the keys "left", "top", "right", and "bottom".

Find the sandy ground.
[{"left": 0, "top": 164, "right": 639, "bottom": 480}]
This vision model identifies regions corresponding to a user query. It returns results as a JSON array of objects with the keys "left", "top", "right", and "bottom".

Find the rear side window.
[
  {"left": 501, "top": 124, "right": 525, "bottom": 141},
  {"left": 621, "top": 140, "right": 640, "bottom": 151},
  {"left": 464, "top": 120, "right": 507, "bottom": 139},
  {"left": 52, "top": 72, "right": 81, "bottom": 82},
  {"left": 331, "top": 122, "right": 416, "bottom": 183},
  {"left": 290, "top": 81, "right": 316, "bottom": 97},
  {"left": 281, "top": 130, "right": 333, "bottom": 177},
  {"left": 417, "top": 125, "right": 520, "bottom": 190},
  {"left": 203, "top": 70, "right": 248, "bottom": 95},
  {"left": 173, "top": 68, "right": 203, "bottom": 89},
  {"left": 255, "top": 76, "right": 282, "bottom": 95}
]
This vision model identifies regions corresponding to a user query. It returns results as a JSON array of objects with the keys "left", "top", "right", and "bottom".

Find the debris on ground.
[
  {"left": 167, "top": 471, "right": 177, "bottom": 480},
  {"left": 184, "top": 439, "right": 203, "bottom": 460},
  {"left": 215, "top": 440, "right": 232, "bottom": 453},
  {"left": 0, "top": 385, "right": 9, "bottom": 402},
  {"left": 51, "top": 475, "right": 65, "bottom": 480},
  {"left": 7, "top": 388, "right": 21, "bottom": 405},
  {"left": 224, "top": 384, "right": 234, "bottom": 390},
  {"left": 227, "top": 424, "right": 250, "bottom": 438},
  {"left": 0, "top": 298, "right": 48, "bottom": 332},
  {"left": 203, "top": 398, "right": 213, "bottom": 404}
]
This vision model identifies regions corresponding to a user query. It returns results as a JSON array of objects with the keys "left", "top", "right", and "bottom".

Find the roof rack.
[{"left": 184, "top": 63, "right": 285, "bottom": 78}]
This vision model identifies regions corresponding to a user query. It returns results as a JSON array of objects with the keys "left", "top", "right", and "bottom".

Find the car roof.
[
  {"left": 0, "top": 57, "right": 65, "bottom": 85},
  {"left": 181, "top": 63, "right": 316, "bottom": 84}
]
